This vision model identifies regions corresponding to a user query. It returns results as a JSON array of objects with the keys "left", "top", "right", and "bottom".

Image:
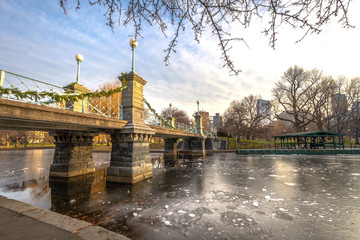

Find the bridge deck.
[
  {"left": 0, "top": 99, "right": 127, "bottom": 131},
  {"left": 0, "top": 99, "right": 201, "bottom": 138}
]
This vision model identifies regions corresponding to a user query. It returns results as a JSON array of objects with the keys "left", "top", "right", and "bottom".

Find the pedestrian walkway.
[{"left": 0, "top": 195, "right": 130, "bottom": 240}]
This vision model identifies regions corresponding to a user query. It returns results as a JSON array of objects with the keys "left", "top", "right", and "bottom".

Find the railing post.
[
  {"left": 82, "top": 97, "right": 85, "bottom": 113},
  {"left": 118, "top": 93, "right": 120, "bottom": 119},
  {"left": 0, "top": 70, "right": 5, "bottom": 88},
  {"left": 120, "top": 105, "right": 123, "bottom": 120},
  {"left": 109, "top": 95, "right": 112, "bottom": 117}
]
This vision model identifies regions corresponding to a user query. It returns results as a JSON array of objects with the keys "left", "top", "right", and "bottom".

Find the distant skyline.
[{"left": 1, "top": 1, "right": 360, "bottom": 118}]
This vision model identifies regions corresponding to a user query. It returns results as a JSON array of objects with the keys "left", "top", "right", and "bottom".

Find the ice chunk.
[
  {"left": 271, "top": 198, "right": 284, "bottom": 201},
  {"left": 284, "top": 182, "right": 296, "bottom": 186},
  {"left": 269, "top": 175, "right": 283, "bottom": 178},
  {"left": 265, "top": 195, "right": 271, "bottom": 201},
  {"left": 252, "top": 201, "right": 259, "bottom": 207},
  {"left": 189, "top": 213, "right": 196, "bottom": 218},
  {"left": 177, "top": 210, "right": 186, "bottom": 214}
]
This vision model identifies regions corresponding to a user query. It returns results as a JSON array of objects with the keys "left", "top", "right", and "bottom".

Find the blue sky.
[{"left": 1, "top": 1, "right": 360, "bottom": 117}]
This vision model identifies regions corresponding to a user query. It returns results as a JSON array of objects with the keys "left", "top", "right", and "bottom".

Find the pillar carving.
[{"left": 50, "top": 131, "right": 97, "bottom": 178}]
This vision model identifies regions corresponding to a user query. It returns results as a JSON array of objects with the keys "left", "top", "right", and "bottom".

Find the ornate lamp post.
[
  {"left": 129, "top": 38, "right": 138, "bottom": 73},
  {"left": 75, "top": 54, "right": 84, "bottom": 84},
  {"left": 196, "top": 100, "right": 200, "bottom": 116},
  {"left": 168, "top": 103, "right": 175, "bottom": 128},
  {"left": 169, "top": 103, "right": 172, "bottom": 118}
]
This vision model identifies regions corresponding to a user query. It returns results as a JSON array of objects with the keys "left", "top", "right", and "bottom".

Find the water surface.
[{"left": 0, "top": 150, "right": 360, "bottom": 239}]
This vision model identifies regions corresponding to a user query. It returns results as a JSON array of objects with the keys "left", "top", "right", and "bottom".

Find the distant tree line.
[
  {"left": 223, "top": 65, "right": 360, "bottom": 143},
  {"left": 0, "top": 130, "right": 53, "bottom": 148}
]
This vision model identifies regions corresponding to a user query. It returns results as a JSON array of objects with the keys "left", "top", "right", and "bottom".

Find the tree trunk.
[{"left": 5, "top": 134, "right": 9, "bottom": 148}]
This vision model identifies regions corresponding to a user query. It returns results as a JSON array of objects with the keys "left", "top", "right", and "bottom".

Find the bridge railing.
[
  {"left": 0, "top": 70, "right": 123, "bottom": 119},
  {"left": 145, "top": 111, "right": 196, "bottom": 133}
]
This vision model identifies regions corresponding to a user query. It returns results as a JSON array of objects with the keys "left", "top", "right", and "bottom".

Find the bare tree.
[
  {"left": 0, "top": 130, "right": 11, "bottom": 147},
  {"left": 223, "top": 99, "right": 245, "bottom": 137},
  {"left": 161, "top": 106, "right": 191, "bottom": 125},
  {"left": 306, "top": 70, "right": 337, "bottom": 131},
  {"left": 7, "top": 130, "right": 26, "bottom": 147},
  {"left": 272, "top": 66, "right": 315, "bottom": 132},
  {"left": 59, "top": 0, "right": 353, "bottom": 75},
  {"left": 327, "top": 76, "right": 356, "bottom": 133},
  {"left": 89, "top": 79, "right": 122, "bottom": 118},
  {"left": 224, "top": 95, "right": 271, "bottom": 140},
  {"left": 344, "top": 77, "right": 360, "bottom": 143}
]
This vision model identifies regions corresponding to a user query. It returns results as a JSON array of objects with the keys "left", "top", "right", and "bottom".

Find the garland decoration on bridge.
[
  {"left": 143, "top": 97, "right": 176, "bottom": 129},
  {"left": 143, "top": 97, "right": 198, "bottom": 132},
  {"left": 0, "top": 73, "right": 128, "bottom": 102}
]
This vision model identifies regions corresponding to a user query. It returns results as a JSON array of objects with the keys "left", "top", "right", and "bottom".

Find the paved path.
[{"left": 0, "top": 195, "right": 130, "bottom": 240}]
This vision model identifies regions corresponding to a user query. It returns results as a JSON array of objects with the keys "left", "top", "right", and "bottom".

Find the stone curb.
[{"left": 0, "top": 195, "right": 130, "bottom": 240}]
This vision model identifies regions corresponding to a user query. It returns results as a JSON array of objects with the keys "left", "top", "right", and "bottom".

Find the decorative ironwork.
[
  {"left": 0, "top": 69, "right": 123, "bottom": 119},
  {"left": 143, "top": 97, "right": 198, "bottom": 133}
]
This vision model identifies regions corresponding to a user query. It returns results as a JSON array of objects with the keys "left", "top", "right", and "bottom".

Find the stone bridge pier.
[
  {"left": 107, "top": 73, "right": 155, "bottom": 183},
  {"left": 50, "top": 83, "right": 97, "bottom": 178},
  {"left": 163, "top": 137, "right": 179, "bottom": 164}
]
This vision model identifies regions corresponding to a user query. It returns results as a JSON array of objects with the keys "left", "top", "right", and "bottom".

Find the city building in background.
[
  {"left": 256, "top": 99, "right": 271, "bottom": 116},
  {"left": 331, "top": 93, "right": 347, "bottom": 112},
  {"left": 213, "top": 113, "right": 223, "bottom": 130}
]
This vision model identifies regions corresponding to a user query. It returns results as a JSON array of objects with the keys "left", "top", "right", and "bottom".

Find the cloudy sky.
[{"left": 1, "top": 1, "right": 360, "bottom": 118}]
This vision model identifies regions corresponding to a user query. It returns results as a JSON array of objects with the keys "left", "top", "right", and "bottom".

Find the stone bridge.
[{"left": 0, "top": 72, "right": 218, "bottom": 183}]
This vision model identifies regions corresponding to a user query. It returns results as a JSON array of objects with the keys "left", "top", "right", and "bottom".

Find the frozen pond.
[{"left": 0, "top": 149, "right": 360, "bottom": 239}]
